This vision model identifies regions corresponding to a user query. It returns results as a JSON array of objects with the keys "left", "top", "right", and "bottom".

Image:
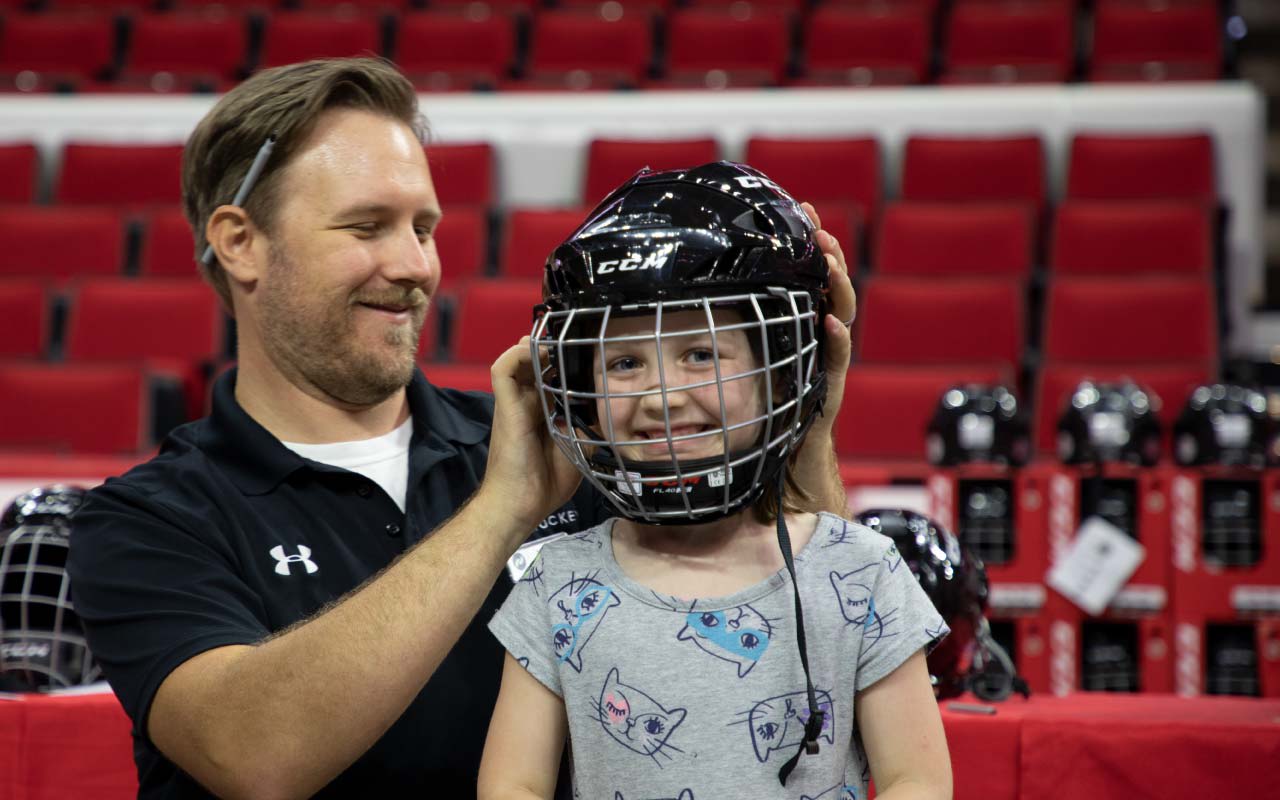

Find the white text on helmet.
[{"left": 597, "top": 248, "right": 671, "bottom": 275}]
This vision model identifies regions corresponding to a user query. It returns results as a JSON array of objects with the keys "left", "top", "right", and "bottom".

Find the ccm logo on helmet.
[
  {"left": 735, "top": 175, "right": 783, "bottom": 192},
  {"left": 597, "top": 248, "right": 671, "bottom": 275}
]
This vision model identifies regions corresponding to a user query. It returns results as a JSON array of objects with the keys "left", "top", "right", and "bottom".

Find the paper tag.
[
  {"left": 505, "top": 532, "right": 568, "bottom": 583},
  {"left": 1046, "top": 515, "right": 1146, "bottom": 615}
]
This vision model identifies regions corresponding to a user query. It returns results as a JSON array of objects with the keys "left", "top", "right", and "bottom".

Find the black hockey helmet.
[
  {"left": 1056, "top": 380, "right": 1162, "bottom": 466},
  {"left": 854, "top": 508, "right": 1028, "bottom": 701},
  {"left": 925, "top": 384, "right": 1030, "bottom": 467},
  {"left": 533, "top": 161, "right": 829, "bottom": 525},
  {"left": 0, "top": 485, "right": 100, "bottom": 691},
  {"left": 1173, "top": 383, "right": 1271, "bottom": 468}
]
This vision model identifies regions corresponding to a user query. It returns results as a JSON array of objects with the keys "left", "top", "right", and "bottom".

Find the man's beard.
[{"left": 259, "top": 247, "right": 428, "bottom": 407}]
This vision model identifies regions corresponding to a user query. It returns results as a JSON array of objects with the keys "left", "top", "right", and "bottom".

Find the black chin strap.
[{"left": 774, "top": 468, "right": 825, "bottom": 786}]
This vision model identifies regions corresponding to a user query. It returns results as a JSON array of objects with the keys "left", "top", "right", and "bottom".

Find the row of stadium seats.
[
  {"left": 0, "top": 269, "right": 1217, "bottom": 432},
  {"left": 0, "top": 132, "right": 1218, "bottom": 210},
  {"left": 0, "top": 357, "right": 1215, "bottom": 461},
  {"left": 0, "top": 199, "right": 1217, "bottom": 282},
  {"left": 0, "top": 273, "right": 1216, "bottom": 363},
  {"left": 0, "top": 0, "right": 1230, "bottom": 92}
]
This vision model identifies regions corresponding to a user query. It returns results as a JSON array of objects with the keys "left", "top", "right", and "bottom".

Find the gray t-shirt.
[{"left": 488, "top": 512, "right": 949, "bottom": 800}]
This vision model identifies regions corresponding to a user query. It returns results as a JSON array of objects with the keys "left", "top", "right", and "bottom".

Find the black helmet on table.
[
  {"left": 1056, "top": 380, "right": 1162, "bottom": 466},
  {"left": 1, "top": 484, "right": 100, "bottom": 691},
  {"left": 853, "top": 508, "right": 1028, "bottom": 701},
  {"left": 1173, "top": 383, "right": 1272, "bottom": 468},
  {"left": 534, "top": 160, "right": 829, "bottom": 525},
  {"left": 925, "top": 384, "right": 1030, "bottom": 467}
]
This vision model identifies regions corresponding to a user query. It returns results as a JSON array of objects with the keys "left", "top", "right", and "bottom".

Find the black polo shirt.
[{"left": 67, "top": 368, "right": 607, "bottom": 799}]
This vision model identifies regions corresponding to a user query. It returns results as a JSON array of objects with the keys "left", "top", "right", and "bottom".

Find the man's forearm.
[{"left": 154, "top": 488, "right": 533, "bottom": 799}]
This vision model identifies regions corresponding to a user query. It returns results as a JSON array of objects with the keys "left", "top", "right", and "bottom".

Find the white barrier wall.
[{"left": 0, "top": 83, "right": 1266, "bottom": 355}]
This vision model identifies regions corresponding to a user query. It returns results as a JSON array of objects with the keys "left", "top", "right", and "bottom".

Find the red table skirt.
[{"left": 1, "top": 690, "right": 1277, "bottom": 799}]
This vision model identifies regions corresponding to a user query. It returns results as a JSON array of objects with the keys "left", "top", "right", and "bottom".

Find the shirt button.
[
  {"left": 385, "top": 523, "right": 402, "bottom": 537},
  {"left": 357, "top": 484, "right": 372, "bottom": 498}
]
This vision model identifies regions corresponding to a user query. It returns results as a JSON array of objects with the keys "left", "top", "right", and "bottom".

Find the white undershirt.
[{"left": 281, "top": 418, "right": 413, "bottom": 512}]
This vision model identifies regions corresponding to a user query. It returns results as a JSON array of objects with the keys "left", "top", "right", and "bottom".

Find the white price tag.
[{"left": 1046, "top": 515, "right": 1146, "bottom": 615}]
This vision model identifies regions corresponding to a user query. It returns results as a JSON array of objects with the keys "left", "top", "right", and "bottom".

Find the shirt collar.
[{"left": 204, "top": 367, "right": 491, "bottom": 496}]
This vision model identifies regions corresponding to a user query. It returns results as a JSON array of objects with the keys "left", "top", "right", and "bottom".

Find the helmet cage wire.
[
  {"left": 0, "top": 524, "right": 100, "bottom": 689},
  {"left": 533, "top": 289, "right": 820, "bottom": 524}
]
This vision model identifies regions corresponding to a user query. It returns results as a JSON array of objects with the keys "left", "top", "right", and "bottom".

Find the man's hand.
[
  {"left": 791, "top": 201, "right": 855, "bottom": 517},
  {"left": 482, "top": 337, "right": 582, "bottom": 534}
]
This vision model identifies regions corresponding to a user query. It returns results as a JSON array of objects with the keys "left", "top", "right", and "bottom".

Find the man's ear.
[{"left": 206, "top": 205, "right": 264, "bottom": 286}]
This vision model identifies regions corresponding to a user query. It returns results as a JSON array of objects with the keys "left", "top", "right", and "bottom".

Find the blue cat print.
[
  {"left": 549, "top": 572, "right": 621, "bottom": 672},
  {"left": 829, "top": 566, "right": 901, "bottom": 652},
  {"left": 729, "top": 688, "right": 835, "bottom": 763},
  {"left": 676, "top": 604, "right": 773, "bottom": 678},
  {"left": 593, "top": 668, "right": 687, "bottom": 768}
]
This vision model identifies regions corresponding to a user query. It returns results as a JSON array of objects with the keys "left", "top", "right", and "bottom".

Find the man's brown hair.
[{"left": 182, "top": 57, "right": 424, "bottom": 310}]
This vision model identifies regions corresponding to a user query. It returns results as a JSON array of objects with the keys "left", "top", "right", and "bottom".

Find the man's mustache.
[{"left": 350, "top": 288, "right": 429, "bottom": 310}]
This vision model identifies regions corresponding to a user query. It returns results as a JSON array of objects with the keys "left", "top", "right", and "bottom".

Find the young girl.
[{"left": 479, "top": 162, "right": 952, "bottom": 800}]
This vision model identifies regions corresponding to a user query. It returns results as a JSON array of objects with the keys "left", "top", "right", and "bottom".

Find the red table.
[{"left": 1, "top": 690, "right": 1277, "bottom": 799}]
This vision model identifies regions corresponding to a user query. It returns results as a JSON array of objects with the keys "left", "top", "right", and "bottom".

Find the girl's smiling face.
[{"left": 593, "top": 308, "right": 765, "bottom": 462}]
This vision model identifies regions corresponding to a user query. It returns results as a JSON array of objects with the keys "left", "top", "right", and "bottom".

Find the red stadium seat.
[
  {"left": 941, "top": 1, "right": 1075, "bottom": 84},
  {"left": 120, "top": 13, "right": 248, "bottom": 90},
  {"left": 1033, "top": 362, "right": 1213, "bottom": 457},
  {"left": 55, "top": 143, "right": 184, "bottom": 206},
  {"left": 1042, "top": 276, "right": 1216, "bottom": 364},
  {"left": 394, "top": 11, "right": 516, "bottom": 92},
  {"left": 0, "top": 207, "right": 125, "bottom": 280},
  {"left": 875, "top": 203, "right": 1034, "bottom": 277},
  {"left": 434, "top": 206, "right": 489, "bottom": 289},
  {"left": 64, "top": 278, "right": 223, "bottom": 363},
  {"left": 293, "top": 0, "right": 413, "bottom": 13},
  {"left": 0, "top": 13, "right": 115, "bottom": 92},
  {"left": 524, "top": 10, "right": 654, "bottom": 90},
  {"left": 900, "top": 135, "right": 1045, "bottom": 208},
  {"left": 499, "top": 208, "right": 588, "bottom": 280},
  {"left": 661, "top": 9, "right": 791, "bottom": 89},
  {"left": 450, "top": 279, "right": 543, "bottom": 364},
  {"left": 1090, "top": 2, "right": 1222, "bottom": 82},
  {"left": 1049, "top": 201, "right": 1213, "bottom": 275},
  {"left": 139, "top": 208, "right": 198, "bottom": 277},
  {"left": 0, "top": 279, "right": 49, "bottom": 359},
  {"left": 429, "top": 0, "right": 539, "bottom": 13},
  {"left": 743, "top": 136, "right": 881, "bottom": 223},
  {"left": 583, "top": 138, "right": 719, "bottom": 206},
  {"left": 835, "top": 364, "right": 1010, "bottom": 460},
  {"left": 0, "top": 363, "right": 148, "bottom": 454},
  {"left": 799, "top": 4, "right": 931, "bottom": 86},
  {"left": 0, "top": 142, "right": 37, "bottom": 203},
  {"left": 427, "top": 142, "right": 496, "bottom": 208},
  {"left": 419, "top": 362, "right": 493, "bottom": 393},
  {"left": 856, "top": 276, "right": 1025, "bottom": 372},
  {"left": 1065, "top": 133, "right": 1216, "bottom": 203},
  {"left": 259, "top": 13, "right": 382, "bottom": 69}
]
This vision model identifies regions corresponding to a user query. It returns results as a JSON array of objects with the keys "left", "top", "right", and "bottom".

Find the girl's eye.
[
  {"left": 686, "top": 348, "right": 716, "bottom": 365},
  {"left": 608, "top": 356, "right": 642, "bottom": 373}
]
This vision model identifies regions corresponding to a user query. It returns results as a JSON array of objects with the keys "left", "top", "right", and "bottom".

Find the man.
[{"left": 67, "top": 57, "right": 856, "bottom": 799}]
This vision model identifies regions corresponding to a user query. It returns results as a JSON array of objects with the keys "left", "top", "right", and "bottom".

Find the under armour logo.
[{"left": 270, "top": 544, "right": 319, "bottom": 576}]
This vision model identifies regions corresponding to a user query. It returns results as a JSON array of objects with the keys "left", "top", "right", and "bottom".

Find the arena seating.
[{"left": 0, "top": 0, "right": 1230, "bottom": 93}]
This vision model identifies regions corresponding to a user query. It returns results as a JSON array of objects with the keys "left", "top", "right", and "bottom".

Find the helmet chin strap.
[{"left": 773, "top": 467, "right": 825, "bottom": 786}]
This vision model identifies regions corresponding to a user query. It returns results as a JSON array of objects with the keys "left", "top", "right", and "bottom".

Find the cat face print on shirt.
[
  {"left": 829, "top": 566, "right": 900, "bottom": 652},
  {"left": 613, "top": 791, "right": 694, "bottom": 800},
  {"left": 549, "top": 571, "right": 621, "bottom": 672},
  {"left": 729, "top": 688, "right": 835, "bottom": 763},
  {"left": 593, "top": 668, "right": 687, "bottom": 767},
  {"left": 676, "top": 604, "right": 774, "bottom": 677}
]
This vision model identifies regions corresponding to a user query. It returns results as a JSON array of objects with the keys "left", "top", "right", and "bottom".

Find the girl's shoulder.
[{"left": 807, "top": 512, "right": 899, "bottom": 564}]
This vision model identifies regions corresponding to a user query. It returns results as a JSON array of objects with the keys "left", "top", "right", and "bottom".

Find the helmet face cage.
[
  {"left": 533, "top": 288, "right": 823, "bottom": 524},
  {"left": 0, "top": 522, "right": 100, "bottom": 690}
]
